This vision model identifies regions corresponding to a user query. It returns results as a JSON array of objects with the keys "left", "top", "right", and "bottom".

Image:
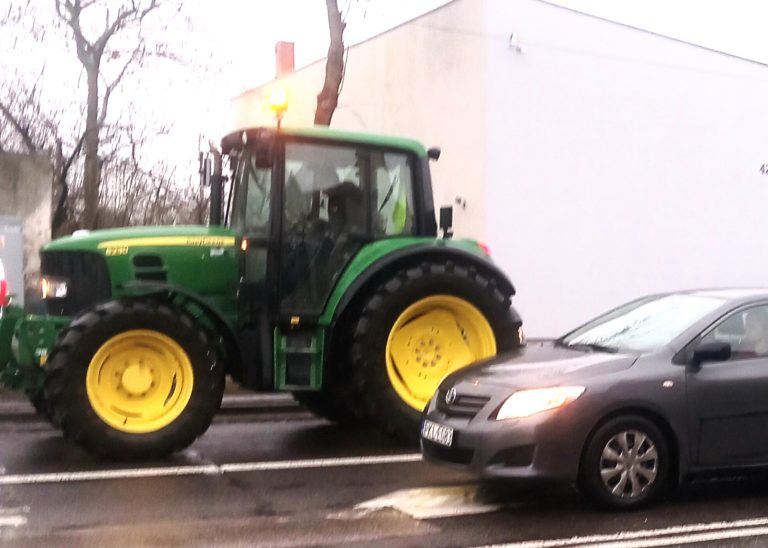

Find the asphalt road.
[{"left": 3, "top": 398, "right": 768, "bottom": 547}]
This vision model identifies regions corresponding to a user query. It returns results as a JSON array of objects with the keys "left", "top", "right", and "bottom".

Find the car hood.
[{"left": 446, "top": 341, "right": 639, "bottom": 390}]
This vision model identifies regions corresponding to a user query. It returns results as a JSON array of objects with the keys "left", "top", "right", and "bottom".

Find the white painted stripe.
[
  {"left": 0, "top": 453, "right": 422, "bottom": 486},
  {"left": 356, "top": 485, "right": 502, "bottom": 519},
  {"left": 220, "top": 454, "right": 422, "bottom": 473},
  {"left": 481, "top": 516, "right": 768, "bottom": 548},
  {"left": 0, "top": 516, "right": 27, "bottom": 528},
  {"left": 578, "top": 525, "right": 768, "bottom": 548}
]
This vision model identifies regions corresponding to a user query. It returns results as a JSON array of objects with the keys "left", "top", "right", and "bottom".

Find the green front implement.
[{"left": 0, "top": 304, "right": 67, "bottom": 392}]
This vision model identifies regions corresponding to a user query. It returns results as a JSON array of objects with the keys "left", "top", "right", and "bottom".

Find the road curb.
[{"left": 0, "top": 393, "right": 303, "bottom": 422}]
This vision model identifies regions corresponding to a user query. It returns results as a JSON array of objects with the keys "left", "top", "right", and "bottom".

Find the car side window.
[{"left": 701, "top": 305, "right": 768, "bottom": 360}]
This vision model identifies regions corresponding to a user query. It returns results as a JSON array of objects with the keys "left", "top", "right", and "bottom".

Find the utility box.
[{"left": 0, "top": 217, "right": 24, "bottom": 308}]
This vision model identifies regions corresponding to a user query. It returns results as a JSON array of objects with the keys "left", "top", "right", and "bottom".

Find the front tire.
[
  {"left": 44, "top": 299, "right": 224, "bottom": 460},
  {"left": 579, "top": 416, "right": 669, "bottom": 510},
  {"left": 346, "top": 260, "right": 521, "bottom": 441}
]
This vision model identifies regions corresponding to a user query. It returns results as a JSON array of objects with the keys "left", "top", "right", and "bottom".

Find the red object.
[
  {"left": 0, "top": 259, "right": 8, "bottom": 307},
  {"left": 478, "top": 242, "right": 492, "bottom": 256},
  {"left": 275, "top": 41, "right": 295, "bottom": 78}
]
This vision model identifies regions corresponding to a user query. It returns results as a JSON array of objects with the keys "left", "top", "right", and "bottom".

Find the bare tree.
[
  {"left": 315, "top": 0, "right": 346, "bottom": 126},
  {"left": 54, "top": 0, "right": 162, "bottom": 229}
]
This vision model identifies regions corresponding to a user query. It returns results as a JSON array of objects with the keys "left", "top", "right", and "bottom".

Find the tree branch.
[
  {"left": 0, "top": 100, "right": 37, "bottom": 152},
  {"left": 315, "top": 0, "right": 345, "bottom": 126}
]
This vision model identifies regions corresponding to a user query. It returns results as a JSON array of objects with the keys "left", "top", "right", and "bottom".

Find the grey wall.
[
  {"left": 484, "top": 0, "right": 768, "bottom": 336},
  {"left": 0, "top": 152, "right": 52, "bottom": 307},
  {"left": 0, "top": 218, "right": 23, "bottom": 307}
]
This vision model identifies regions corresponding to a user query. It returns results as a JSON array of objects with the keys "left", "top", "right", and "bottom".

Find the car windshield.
[{"left": 560, "top": 294, "right": 726, "bottom": 352}]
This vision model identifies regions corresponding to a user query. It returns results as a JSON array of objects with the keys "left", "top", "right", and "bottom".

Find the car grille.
[
  {"left": 41, "top": 251, "right": 112, "bottom": 316},
  {"left": 436, "top": 389, "right": 491, "bottom": 419}
]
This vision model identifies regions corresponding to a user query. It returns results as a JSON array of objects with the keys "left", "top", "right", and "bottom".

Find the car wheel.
[{"left": 580, "top": 415, "right": 669, "bottom": 510}]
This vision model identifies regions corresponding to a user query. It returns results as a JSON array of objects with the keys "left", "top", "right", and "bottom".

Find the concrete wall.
[
  {"left": 484, "top": 0, "right": 768, "bottom": 336},
  {"left": 230, "top": 0, "right": 488, "bottom": 238},
  {"left": 0, "top": 151, "right": 52, "bottom": 306}
]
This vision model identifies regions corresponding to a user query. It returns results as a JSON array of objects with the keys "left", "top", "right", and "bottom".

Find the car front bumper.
[{"left": 420, "top": 386, "right": 590, "bottom": 483}]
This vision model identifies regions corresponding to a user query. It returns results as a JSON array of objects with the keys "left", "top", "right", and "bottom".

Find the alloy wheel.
[{"left": 599, "top": 429, "right": 659, "bottom": 499}]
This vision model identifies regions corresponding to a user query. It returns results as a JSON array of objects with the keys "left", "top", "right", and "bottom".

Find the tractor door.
[
  {"left": 232, "top": 141, "right": 279, "bottom": 390},
  {"left": 274, "top": 141, "right": 372, "bottom": 389}
]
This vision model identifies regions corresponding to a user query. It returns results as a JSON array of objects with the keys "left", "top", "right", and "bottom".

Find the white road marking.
[
  {"left": 578, "top": 525, "right": 768, "bottom": 547},
  {"left": 0, "top": 516, "right": 26, "bottom": 528},
  {"left": 0, "top": 453, "right": 422, "bottom": 486},
  {"left": 481, "top": 516, "right": 768, "bottom": 548},
  {"left": 357, "top": 485, "right": 503, "bottom": 519}
]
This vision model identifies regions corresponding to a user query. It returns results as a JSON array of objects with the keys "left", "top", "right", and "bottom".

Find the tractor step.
[{"left": 274, "top": 327, "right": 324, "bottom": 391}]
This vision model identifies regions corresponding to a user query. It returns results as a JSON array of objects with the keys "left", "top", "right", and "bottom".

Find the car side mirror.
[{"left": 691, "top": 341, "right": 731, "bottom": 366}]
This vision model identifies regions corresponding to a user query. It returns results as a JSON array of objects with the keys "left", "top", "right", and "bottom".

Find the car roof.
[{"left": 671, "top": 288, "right": 768, "bottom": 302}]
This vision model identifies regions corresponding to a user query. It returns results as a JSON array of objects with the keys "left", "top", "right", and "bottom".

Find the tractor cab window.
[
  {"left": 231, "top": 150, "right": 272, "bottom": 236},
  {"left": 280, "top": 142, "right": 368, "bottom": 314},
  {"left": 372, "top": 152, "right": 415, "bottom": 236}
]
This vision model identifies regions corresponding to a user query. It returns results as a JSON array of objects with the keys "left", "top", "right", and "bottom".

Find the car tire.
[
  {"left": 44, "top": 299, "right": 224, "bottom": 460},
  {"left": 580, "top": 415, "right": 670, "bottom": 510},
  {"left": 344, "top": 260, "right": 521, "bottom": 442}
]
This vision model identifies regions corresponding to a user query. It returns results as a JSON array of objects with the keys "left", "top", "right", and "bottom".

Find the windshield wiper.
[{"left": 557, "top": 341, "right": 619, "bottom": 353}]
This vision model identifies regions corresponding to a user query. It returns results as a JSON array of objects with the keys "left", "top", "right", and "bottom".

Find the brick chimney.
[{"left": 275, "top": 41, "right": 295, "bottom": 78}]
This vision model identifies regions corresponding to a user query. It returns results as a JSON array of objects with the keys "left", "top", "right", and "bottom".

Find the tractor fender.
[
  {"left": 329, "top": 244, "right": 516, "bottom": 325},
  {"left": 120, "top": 281, "right": 244, "bottom": 381}
]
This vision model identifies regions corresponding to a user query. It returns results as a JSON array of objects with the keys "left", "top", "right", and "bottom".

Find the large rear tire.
[
  {"left": 26, "top": 385, "right": 54, "bottom": 424},
  {"left": 291, "top": 391, "right": 356, "bottom": 425},
  {"left": 44, "top": 299, "right": 224, "bottom": 460},
  {"left": 345, "top": 260, "right": 521, "bottom": 441}
]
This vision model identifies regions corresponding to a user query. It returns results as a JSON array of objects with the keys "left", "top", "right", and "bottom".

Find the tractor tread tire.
[
  {"left": 43, "top": 299, "right": 224, "bottom": 461},
  {"left": 291, "top": 391, "right": 356, "bottom": 425},
  {"left": 343, "top": 259, "right": 520, "bottom": 442}
]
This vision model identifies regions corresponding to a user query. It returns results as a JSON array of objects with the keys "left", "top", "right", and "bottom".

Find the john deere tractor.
[{"left": 0, "top": 126, "right": 522, "bottom": 459}]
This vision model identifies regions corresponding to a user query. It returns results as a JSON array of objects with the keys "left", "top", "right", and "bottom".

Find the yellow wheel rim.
[
  {"left": 86, "top": 330, "right": 194, "bottom": 434},
  {"left": 385, "top": 295, "right": 497, "bottom": 411}
]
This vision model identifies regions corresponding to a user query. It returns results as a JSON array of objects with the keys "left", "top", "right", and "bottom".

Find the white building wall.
[{"left": 484, "top": 0, "right": 768, "bottom": 336}]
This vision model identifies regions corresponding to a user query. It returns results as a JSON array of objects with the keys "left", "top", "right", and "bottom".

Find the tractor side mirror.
[
  {"left": 439, "top": 206, "right": 453, "bottom": 239},
  {"left": 691, "top": 341, "right": 731, "bottom": 366},
  {"left": 428, "top": 147, "right": 441, "bottom": 161}
]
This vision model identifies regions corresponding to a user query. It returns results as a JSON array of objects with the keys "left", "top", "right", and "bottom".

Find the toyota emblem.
[{"left": 445, "top": 388, "right": 457, "bottom": 405}]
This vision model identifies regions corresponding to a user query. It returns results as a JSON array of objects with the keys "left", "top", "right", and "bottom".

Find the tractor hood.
[{"left": 43, "top": 226, "right": 236, "bottom": 253}]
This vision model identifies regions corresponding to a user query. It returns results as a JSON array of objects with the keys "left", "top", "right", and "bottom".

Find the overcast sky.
[{"left": 550, "top": 0, "right": 768, "bottom": 65}]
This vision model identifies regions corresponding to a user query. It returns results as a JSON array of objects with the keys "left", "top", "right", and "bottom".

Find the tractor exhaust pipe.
[{"left": 208, "top": 146, "right": 223, "bottom": 226}]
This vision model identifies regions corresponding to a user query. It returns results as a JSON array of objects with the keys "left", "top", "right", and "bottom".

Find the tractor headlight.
[
  {"left": 41, "top": 276, "right": 68, "bottom": 299},
  {"left": 495, "top": 386, "right": 585, "bottom": 420}
]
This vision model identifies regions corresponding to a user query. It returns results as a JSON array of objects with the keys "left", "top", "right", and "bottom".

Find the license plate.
[{"left": 421, "top": 419, "right": 454, "bottom": 447}]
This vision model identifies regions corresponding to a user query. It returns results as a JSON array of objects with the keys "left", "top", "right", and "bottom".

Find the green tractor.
[{"left": 0, "top": 126, "right": 523, "bottom": 459}]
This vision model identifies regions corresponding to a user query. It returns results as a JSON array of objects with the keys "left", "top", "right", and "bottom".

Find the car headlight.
[
  {"left": 495, "top": 386, "right": 585, "bottom": 420},
  {"left": 41, "top": 277, "right": 68, "bottom": 299}
]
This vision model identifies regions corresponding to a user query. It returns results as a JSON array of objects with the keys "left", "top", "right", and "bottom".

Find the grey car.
[{"left": 420, "top": 289, "right": 768, "bottom": 509}]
